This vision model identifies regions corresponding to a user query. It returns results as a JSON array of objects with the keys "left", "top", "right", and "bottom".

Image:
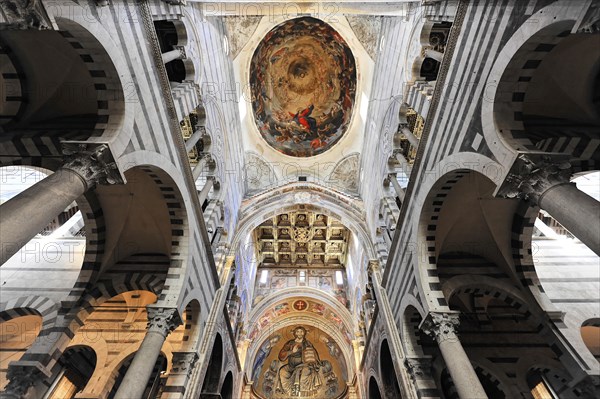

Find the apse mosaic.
[
  {"left": 250, "top": 17, "right": 357, "bottom": 157},
  {"left": 252, "top": 326, "right": 348, "bottom": 399}
]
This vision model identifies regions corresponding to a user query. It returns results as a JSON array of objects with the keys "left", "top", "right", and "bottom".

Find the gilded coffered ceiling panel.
[{"left": 253, "top": 211, "right": 349, "bottom": 268}]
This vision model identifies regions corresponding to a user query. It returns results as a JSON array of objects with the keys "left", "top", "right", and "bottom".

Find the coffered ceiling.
[{"left": 253, "top": 211, "right": 349, "bottom": 268}]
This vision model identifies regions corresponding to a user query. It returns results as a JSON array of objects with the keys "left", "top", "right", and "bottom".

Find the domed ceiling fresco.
[{"left": 250, "top": 17, "right": 357, "bottom": 157}]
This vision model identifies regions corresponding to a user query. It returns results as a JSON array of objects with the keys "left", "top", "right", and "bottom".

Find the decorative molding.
[
  {"left": 223, "top": 16, "right": 262, "bottom": 59},
  {"left": 171, "top": 351, "right": 199, "bottom": 375},
  {"left": 404, "top": 357, "right": 433, "bottom": 381},
  {"left": 345, "top": 15, "right": 382, "bottom": 60},
  {"left": 62, "top": 143, "right": 124, "bottom": 188},
  {"left": 328, "top": 153, "right": 360, "bottom": 193}
]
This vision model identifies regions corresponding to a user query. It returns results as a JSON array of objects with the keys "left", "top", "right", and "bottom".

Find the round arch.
[
  {"left": 116, "top": 152, "right": 192, "bottom": 309},
  {"left": 233, "top": 182, "right": 377, "bottom": 260},
  {"left": 220, "top": 371, "right": 234, "bottom": 399},
  {"left": 202, "top": 333, "right": 224, "bottom": 394},
  {"left": 368, "top": 376, "right": 383, "bottom": 399},
  {"left": 481, "top": 0, "right": 590, "bottom": 163}
]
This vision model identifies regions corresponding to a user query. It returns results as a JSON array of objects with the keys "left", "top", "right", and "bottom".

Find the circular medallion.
[
  {"left": 250, "top": 17, "right": 357, "bottom": 157},
  {"left": 293, "top": 300, "right": 308, "bottom": 311},
  {"left": 292, "top": 226, "right": 312, "bottom": 243}
]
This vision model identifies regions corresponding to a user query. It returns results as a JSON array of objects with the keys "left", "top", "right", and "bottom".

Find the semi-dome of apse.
[{"left": 250, "top": 17, "right": 357, "bottom": 157}]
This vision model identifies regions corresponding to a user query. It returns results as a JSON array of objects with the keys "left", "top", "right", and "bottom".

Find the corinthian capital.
[
  {"left": 2, "top": 365, "right": 43, "bottom": 398},
  {"left": 62, "top": 143, "right": 124, "bottom": 189},
  {"left": 420, "top": 311, "right": 460, "bottom": 343},
  {"left": 146, "top": 307, "right": 182, "bottom": 337},
  {"left": 0, "top": 0, "right": 53, "bottom": 30},
  {"left": 497, "top": 153, "right": 572, "bottom": 203}
]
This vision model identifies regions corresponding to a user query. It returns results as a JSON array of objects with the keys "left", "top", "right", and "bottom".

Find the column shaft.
[
  {"left": 425, "top": 48, "right": 444, "bottom": 62},
  {"left": 198, "top": 178, "right": 214, "bottom": 205},
  {"left": 113, "top": 331, "right": 166, "bottom": 399},
  {"left": 437, "top": 338, "right": 487, "bottom": 398},
  {"left": 0, "top": 168, "right": 87, "bottom": 265},
  {"left": 185, "top": 128, "right": 204, "bottom": 153},
  {"left": 394, "top": 152, "right": 413, "bottom": 176},
  {"left": 389, "top": 176, "right": 406, "bottom": 202},
  {"left": 193, "top": 157, "right": 209, "bottom": 181},
  {"left": 400, "top": 126, "right": 420, "bottom": 148},
  {"left": 538, "top": 183, "right": 600, "bottom": 255},
  {"left": 162, "top": 48, "right": 183, "bottom": 64}
]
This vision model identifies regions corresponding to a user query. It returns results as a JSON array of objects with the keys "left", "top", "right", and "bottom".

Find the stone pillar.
[
  {"left": 0, "top": 366, "right": 44, "bottom": 399},
  {"left": 0, "top": 144, "right": 122, "bottom": 266},
  {"left": 499, "top": 154, "right": 600, "bottom": 256},
  {"left": 162, "top": 46, "right": 186, "bottom": 64},
  {"left": 113, "top": 307, "right": 182, "bottom": 399},
  {"left": 185, "top": 126, "right": 206, "bottom": 153},
  {"left": 399, "top": 125, "right": 419, "bottom": 148},
  {"left": 393, "top": 149, "right": 413, "bottom": 176},
  {"left": 198, "top": 177, "right": 215, "bottom": 205},
  {"left": 424, "top": 47, "right": 444, "bottom": 62},
  {"left": 420, "top": 312, "right": 487, "bottom": 399},
  {"left": 388, "top": 174, "right": 406, "bottom": 203},
  {"left": 193, "top": 155, "right": 211, "bottom": 181}
]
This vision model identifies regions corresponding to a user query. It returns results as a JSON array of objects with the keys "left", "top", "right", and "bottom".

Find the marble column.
[
  {"left": 0, "top": 366, "right": 43, "bottom": 399},
  {"left": 399, "top": 125, "right": 420, "bottom": 148},
  {"left": 198, "top": 177, "right": 215, "bottom": 204},
  {"left": 193, "top": 155, "right": 210, "bottom": 181},
  {"left": 162, "top": 46, "right": 186, "bottom": 64},
  {"left": 393, "top": 149, "right": 413, "bottom": 176},
  {"left": 420, "top": 312, "right": 487, "bottom": 399},
  {"left": 424, "top": 48, "right": 444, "bottom": 62},
  {"left": 114, "top": 307, "right": 182, "bottom": 399},
  {"left": 185, "top": 126, "right": 206, "bottom": 153},
  {"left": 0, "top": 144, "right": 121, "bottom": 266},
  {"left": 388, "top": 174, "right": 406, "bottom": 203},
  {"left": 499, "top": 154, "right": 600, "bottom": 256}
]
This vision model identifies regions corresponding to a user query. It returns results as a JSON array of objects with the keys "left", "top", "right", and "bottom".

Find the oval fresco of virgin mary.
[{"left": 250, "top": 17, "right": 357, "bottom": 157}]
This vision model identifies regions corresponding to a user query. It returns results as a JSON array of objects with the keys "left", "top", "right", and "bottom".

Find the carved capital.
[
  {"left": 420, "top": 312, "right": 460, "bottom": 344},
  {"left": 62, "top": 143, "right": 123, "bottom": 189},
  {"left": 146, "top": 307, "right": 182, "bottom": 337},
  {"left": 404, "top": 357, "right": 433, "bottom": 381},
  {"left": 2, "top": 366, "right": 43, "bottom": 398},
  {"left": 0, "top": 0, "right": 53, "bottom": 30},
  {"left": 367, "top": 260, "right": 380, "bottom": 275},
  {"left": 497, "top": 153, "right": 571, "bottom": 203},
  {"left": 170, "top": 351, "right": 199, "bottom": 375},
  {"left": 174, "top": 45, "right": 187, "bottom": 60}
]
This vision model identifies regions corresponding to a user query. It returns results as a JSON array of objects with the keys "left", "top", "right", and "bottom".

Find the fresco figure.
[
  {"left": 253, "top": 334, "right": 282, "bottom": 381},
  {"left": 276, "top": 326, "right": 322, "bottom": 396}
]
